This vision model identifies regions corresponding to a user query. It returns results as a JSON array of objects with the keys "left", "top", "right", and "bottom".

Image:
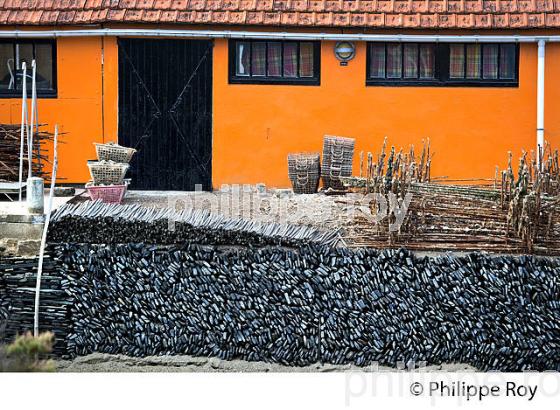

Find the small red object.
[{"left": 86, "top": 183, "right": 127, "bottom": 204}]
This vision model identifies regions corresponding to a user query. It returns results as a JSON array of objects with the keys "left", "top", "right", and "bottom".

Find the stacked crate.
[
  {"left": 321, "top": 135, "right": 355, "bottom": 190},
  {"left": 288, "top": 153, "right": 321, "bottom": 194},
  {"left": 86, "top": 142, "right": 136, "bottom": 204}
]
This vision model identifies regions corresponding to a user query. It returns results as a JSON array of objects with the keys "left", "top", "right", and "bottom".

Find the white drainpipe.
[{"left": 537, "top": 40, "right": 546, "bottom": 165}]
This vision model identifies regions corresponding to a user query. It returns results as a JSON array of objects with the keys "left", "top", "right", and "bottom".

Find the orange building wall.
[
  {"left": 0, "top": 36, "right": 119, "bottom": 183},
  {"left": 0, "top": 34, "right": 558, "bottom": 188},
  {"left": 213, "top": 39, "right": 558, "bottom": 187}
]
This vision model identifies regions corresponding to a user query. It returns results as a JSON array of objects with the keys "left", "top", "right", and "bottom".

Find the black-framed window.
[
  {"left": 367, "top": 42, "right": 518, "bottom": 87},
  {"left": 229, "top": 40, "right": 320, "bottom": 85},
  {"left": 0, "top": 40, "right": 57, "bottom": 98}
]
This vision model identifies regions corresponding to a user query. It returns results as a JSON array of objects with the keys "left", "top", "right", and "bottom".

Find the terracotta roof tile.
[
  {"left": 332, "top": 11, "right": 350, "bottom": 24},
  {"left": 343, "top": 1, "right": 360, "bottom": 12},
  {"left": 246, "top": 10, "right": 264, "bottom": 23},
  {"left": 177, "top": 10, "right": 196, "bottom": 22},
  {"left": 315, "top": 11, "right": 333, "bottom": 24},
  {"left": 281, "top": 11, "right": 299, "bottom": 24},
  {"left": 412, "top": 1, "right": 429, "bottom": 13},
  {"left": 546, "top": 11, "right": 560, "bottom": 24},
  {"left": 223, "top": 0, "right": 241, "bottom": 11},
  {"left": 474, "top": 13, "right": 493, "bottom": 27},
  {"left": 91, "top": 8, "right": 109, "bottom": 20},
  {"left": 385, "top": 13, "right": 403, "bottom": 26},
  {"left": 403, "top": 13, "right": 421, "bottom": 26},
  {"left": 228, "top": 10, "right": 247, "bottom": 23},
  {"left": 28, "top": 10, "right": 44, "bottom": 23},
  {"left": 273, "top": 0, "right": 291, "bottom": 11},
  {"left": 40, "top": 10, "right": 59, "bottom": 23},
  {"left": 457, "top": 13, "right": 475, "bottom": 27},
  {"left": 255, "top": 0, "right": 273, "bottom": 11},
  {"left": 308, "top": 1, "right": 325, "bottom": 12},
  {"left": 206, "top": 0, "right": 224, "bottom": 11},
  {"left": 107, "top": 8, "right": 125, "bottom": 20},
  {"left": 124, "top": 8, "right": 144, "bottom": 20},
  {"left": 119, "top": 0, "right": 137, "bottom": 8},
  {"left": 212, "top": 10, "right": 229, "bottom": 23},
  {"left": 159, "top": 9, "right": 178, "bottom": 21},
  {"left": 298, "top": 11, "right": 315, "bottom": 24},
  {"left": 367, "top": 13, "right": 386, "bottom": 26},
  {"left": 325, "top": 1, "right": 343, "bottom": 12},
  {"left": 197, "top": 10, "right": 213, "bottom": 22},
  {"left": 0, "top": 10, "right": 9, "bottom": 23},
  {"left": 142, "top": 9, "right": 161, "bottom": 21},
  {"left": 74, "top": 9, "right": 93, "bottom": 22},
  {"left": 262, "top": 10, "right": 281, "bottom": 23},
  {"left": 239, "top": 0, "right": 256, "bottom": 11},
  {"left": 85, "top": 0, "right": 103, "bottom": 7},
  {"left": 135, "top": 0, "right": 154, "bottom": 8},
  {"left": 57, "top": 10, "right": 77, "bottom": 23},
  {"left": 0, "top": 0, "right": 558, "bottom": 28},
  {"left": 494, "top": 12, "right": 510, "bottom": 26},
  {"left": 349, "top": 12, "right": 366, "bottom": 25},
  {"left": 510, "top": 12, "right": 528, "bottom": 26},
  {"left": 153, "top": 0, "right": 173, "bottom": 9},
  {"left": 420, "top": 13, "right": 438, "bottom": 27}
]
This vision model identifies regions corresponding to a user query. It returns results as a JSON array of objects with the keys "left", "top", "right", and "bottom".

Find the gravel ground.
[
  {"left": 123, "top": 189, "right": 359, "bottom": 232},
  {"left": 56, "top": 353, "right": 477, "bottom": 373}
]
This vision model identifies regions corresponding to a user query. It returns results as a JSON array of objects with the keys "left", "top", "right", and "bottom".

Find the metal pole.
[
  {"left": 33, "top": 124, "right": 58, "bottom": 338},
  {"left": 28, "top": 59, "right": 37, "bottom": 179},
  {"left": 537, "top": 40, "right": 546, "bottom": 168},
  {"left": 18, "top": 62, "right": 27, "bottom": 202}
]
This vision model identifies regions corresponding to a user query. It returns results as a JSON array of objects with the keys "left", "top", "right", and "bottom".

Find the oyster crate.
[
  {"left": 87, "top": 161, "right": 129, "bottom": 185},
  {"left": 321, "top": 135, "right": 355, "bottom": 189},
  {"left": 86, "top": 182, "right": 128, "bottom": 204},
  {"left": 288, "top": 153, "right": 321, "bottom": 194},
  {"left": 94, "top": 142, "right": 136, "bottom": 163}
]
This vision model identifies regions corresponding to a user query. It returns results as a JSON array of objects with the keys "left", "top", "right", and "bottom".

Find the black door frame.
[{"left": 117, "top": 38, "right": 213, "bottom": 191}]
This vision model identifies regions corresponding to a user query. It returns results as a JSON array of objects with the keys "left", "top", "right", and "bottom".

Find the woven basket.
[
  {"left": 321, "top": 135, "right": 355, "bottom": 189},
  {"left": 288, "top": 153, "right": 320, "bottom": 194},
  {"left": 95, "top": 142, "right": 136, "bottom": 163},
  {"left": 87, "top": 161, "right": 129, "bottom": 185},
  {"left": 86, "top": 182, "right": 127, "bottom": 204}
]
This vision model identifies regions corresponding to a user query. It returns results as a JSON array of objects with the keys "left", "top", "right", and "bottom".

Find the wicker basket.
[
  {"left": 94, "top": 142, "right": 136, "bottom": 163},
  {"left": 87, "top": 161, "right": 129, "bottom": 185},
  {"left": 321, "top": 135, "right": 355, "bottom": 189},
  {"left": 288, "top": 153, "right": 320, "bottom": 194},
  {"left": 86, "top": 182, "right": 127, "bottom": 204}
]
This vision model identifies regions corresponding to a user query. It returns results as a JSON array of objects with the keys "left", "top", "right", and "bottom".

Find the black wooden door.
[{"left": 118, "top": 39, "right": 212, "bottom": 190}]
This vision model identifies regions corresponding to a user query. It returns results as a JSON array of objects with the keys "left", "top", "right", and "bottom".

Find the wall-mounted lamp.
[{"left": 334, "top": 41, "right": 356, "bottom": 65}]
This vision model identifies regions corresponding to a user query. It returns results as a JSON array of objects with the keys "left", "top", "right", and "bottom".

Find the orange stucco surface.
[
  {"left": 0, "top": 33, "right": 557, "bottom": 188},
  {"left": 214, "top": 39, "right": 557, "bottom": 187},
  {"left": 0, "top": 36, "right": 119, "bottom": 183}
]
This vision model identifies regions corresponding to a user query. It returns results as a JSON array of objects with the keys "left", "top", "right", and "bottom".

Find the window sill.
[
  {"left": 229, "top": 77, "right": 320, "bottom": 86},
  {"left": 0, "top": 91, "right": 58, "bottom": 99},
  {"left": 366, "top": 80, "right": 518, "bottom": 88}
]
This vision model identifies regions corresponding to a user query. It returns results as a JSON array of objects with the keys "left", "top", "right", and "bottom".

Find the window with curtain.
[
  {"left": 448, "top": 43, "right": 517, "bottom": 81},
  {"left": 230, "top": 40, "right": 320, "bottom": 85},
  {"left": 368, "top": 43, "right": 436, "bottom": 83},
  {"left": 367, "top": 42, "right": 518, "bottom": 86},
  {"left": 0, "top": 40, "right": 57, "bottom": 97}
]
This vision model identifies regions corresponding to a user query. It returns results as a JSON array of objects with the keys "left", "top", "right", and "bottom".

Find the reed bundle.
[
  {"left": 341, "top": 139, "right": 560, "bottom": 255},
  {"left": 0, "top": 123, "right": 56, "bottom": 182}
]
